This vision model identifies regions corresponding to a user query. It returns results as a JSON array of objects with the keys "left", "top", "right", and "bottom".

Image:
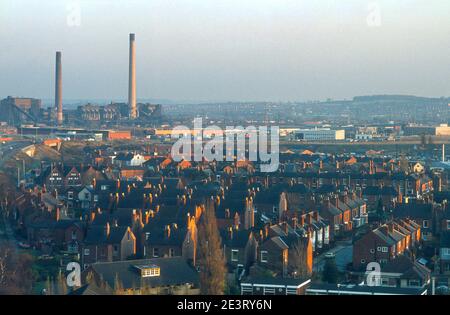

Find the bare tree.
[{"left": 0, "top": 242, "right": 34, "bottom": 294}]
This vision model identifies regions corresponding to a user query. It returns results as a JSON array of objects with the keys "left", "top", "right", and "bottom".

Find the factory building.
[
  {"left": 0, "top": 96, "right": 42, "bottom": 125},
  {"left": 294, "top": 128, "right": 345, "bottom": 141}
]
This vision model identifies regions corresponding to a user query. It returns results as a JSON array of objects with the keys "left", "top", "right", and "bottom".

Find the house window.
[
  {"left": 260, "top": 251, "right": 268, "bottom": 263},
  {"left": 423, "top": 220, "right": 429, "bottom": 228},
  {"left": 145, "top": 232, "right": 150, "bottom": 240},
  {"left": 382, "top": 247, "right": 388, "bottom": 253},
  {"left": 84, "top": 193, "right": 90, "bottom": 199},
  {"left": 377, "top": 246, "right": 382, "bottom": 252},
  {"left": 153, "top": 248, "right": 159, "bottom": 257},
  {"left": 370, "top": 249, "right": 375, "bottom": 254},
  {"left": 446, "top": 220, "right": 450, "bottom": 230},
  {"left": 141, "top": 267, "right": 160, "bottom": 277},
  {"left": 361, "top": 259, "right": 366, "bottom": 264},
  {"left": 169, "top": 248, "right": 175, "bottom": 257},
  {"left": 263, "top": 287, "right": 275, "bottom": 295},
  {"left": 231, "top": 249, "right": 239, "bottom": 262},
  {"left": 84, "top": 249, "right": 90, "bottom": 256},
  {"left": 113, "top": 245, "right": 119, "bottom": 255},
  {"left": 71, "top": 230, "right": 77, "bottom": 240},
  {"left": 68, "top": 191, "right": 74, "bottom": 200}
]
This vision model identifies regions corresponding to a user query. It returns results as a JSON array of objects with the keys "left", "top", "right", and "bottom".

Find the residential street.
[{"left": 313, "top": 239, "right": 353, "bottom": 273}]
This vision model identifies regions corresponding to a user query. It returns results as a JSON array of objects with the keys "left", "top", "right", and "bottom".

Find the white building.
[
  {"left": 294, "top": 128, "right": 345, "bottom": 141},
  {"left": 435, "top": 124, "right": 450, "bottom": 136}
]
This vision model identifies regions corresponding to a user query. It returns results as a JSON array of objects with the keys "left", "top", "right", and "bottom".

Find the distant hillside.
[{"left": 352, "top": 95, "right": 449, "bottom": 103}]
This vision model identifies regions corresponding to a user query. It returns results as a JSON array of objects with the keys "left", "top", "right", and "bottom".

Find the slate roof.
[
  {"left": 143, "top": 224, "right": 187, "bottom": 247},
  {"left": 394, "top": 204, "right": 432, "bottom": 220},
  {"left": 307, "top": 283, "right": 427, "bottom": 295},
  {"left": 91, "top": 208, "right": 138, "bottom": 227},
  {"left": 315, "top": 184, "right": 337, "bottom": 194},
  {"left": 114, "top": 152, "right": 136, "bottom": 161},
  {"left": 363, "top": 186, "right": 398, "bottom": 196},
  {"left": 319, "top": 203, "right": 342, "bottom": 216},
  {"left": 84, "top": 225, "right": 129, "bottom": 245},
  {"left": 68, "top": 282, "right": 113, "bottom": 295},
  {"left": 372, "top": 229, "right": 396, "bottom": 246},
  {"left": 89, "top": 257, "right": 199, "bottom": 289},
  {"left": 221, "top": 229, "right": 252, "bottom": 248},
  {"left": 382, "top": 255, "right": 430, "bottom": 281},
  {"left": 270, "top": 236, "right": 289, "bottom": 250}
]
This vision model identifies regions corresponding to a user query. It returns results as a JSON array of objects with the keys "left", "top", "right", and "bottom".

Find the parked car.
[
  {"left": 18, "top": 241, "right": 31, "bottom": 249},
  {"left": 324, "top": 252, "right": 336, "bottom": 259}
]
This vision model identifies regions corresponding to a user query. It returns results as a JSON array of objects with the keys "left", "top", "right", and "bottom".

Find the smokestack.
[
  {"left": 128, "top": 33, "right": 137, "bottom": 119},
  {"left": 55, "top": 51, "right": 63, "bottom": 126}
]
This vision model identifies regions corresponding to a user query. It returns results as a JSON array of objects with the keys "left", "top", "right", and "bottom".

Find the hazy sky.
[{"left": 0, "top": 0, "right": 449, "bottom": 102}]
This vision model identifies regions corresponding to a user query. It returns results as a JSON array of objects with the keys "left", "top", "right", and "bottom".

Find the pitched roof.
[
  {"left": 143, "top": 224, "right": 187, "bottom": 247},
  {"left": 89, "top": 257, "right": 199, "bottom": 289},
  {"left": 84, "top": 225, "right": 131, "bottom": 245},
  {"left": 221, "top": 229, "right": 252, "bottom": 248},
  {"left": 68, "top": 282, "right": 113, "bottom": 295},
  {"left": 394, "top": 204, "right": 432, "bottom": 219},
  {"left": 382, "top": 255, "right": 430, "bottom": 281}
]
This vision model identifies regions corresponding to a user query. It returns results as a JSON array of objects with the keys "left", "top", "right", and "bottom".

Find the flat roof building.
[{"left": 294, "top": 128, "right": 345, "bottom": 141}]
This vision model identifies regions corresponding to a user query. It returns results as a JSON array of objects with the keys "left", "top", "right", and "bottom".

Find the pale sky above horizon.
[{"left": 0, "top": 0, "right": 449, "bottom": 102}]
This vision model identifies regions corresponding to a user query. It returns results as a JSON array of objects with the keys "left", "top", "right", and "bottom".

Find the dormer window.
[
  {"left": 135, "top": 265, "right": 160, "bottom": 278},
  {"left": 231, "top": 249, "right": 239, "bottom": 262},
  {"left": 261, "top": 250, "right": 268, "bottom": 263}
]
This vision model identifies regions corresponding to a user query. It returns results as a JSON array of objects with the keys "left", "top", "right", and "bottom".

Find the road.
[
  {"left": 0, "top": 140, "right": 33, "bottom": 252},
  {"left": 0, "top": 140, "right": 33, "bottom": 168},
  {"left": 313, "top": 240, "right": 353, "bottom": 273}
]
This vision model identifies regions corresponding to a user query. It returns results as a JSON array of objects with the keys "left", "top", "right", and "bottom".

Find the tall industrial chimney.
[
  {"left": 128, "top": 33, "right": 137, "bottom": 119},
  {"left": 55, "top": 51, "right": 63, "bottom": 126}
]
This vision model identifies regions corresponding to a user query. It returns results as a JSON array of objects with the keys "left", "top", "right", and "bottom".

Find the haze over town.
[
  {"left": 0, "top": 0, "right": 450, "bottom": 299},
  {"left": 1, "top": 0, "right": 449, "bottom": 102}
]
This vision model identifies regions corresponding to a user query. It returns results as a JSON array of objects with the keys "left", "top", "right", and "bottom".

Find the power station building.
[
  {"left": 0, "top": 96, "right": 42, "bottom": 125},
  {"left": 1, "top": 33, "right": 162, "bottom": 128}
]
